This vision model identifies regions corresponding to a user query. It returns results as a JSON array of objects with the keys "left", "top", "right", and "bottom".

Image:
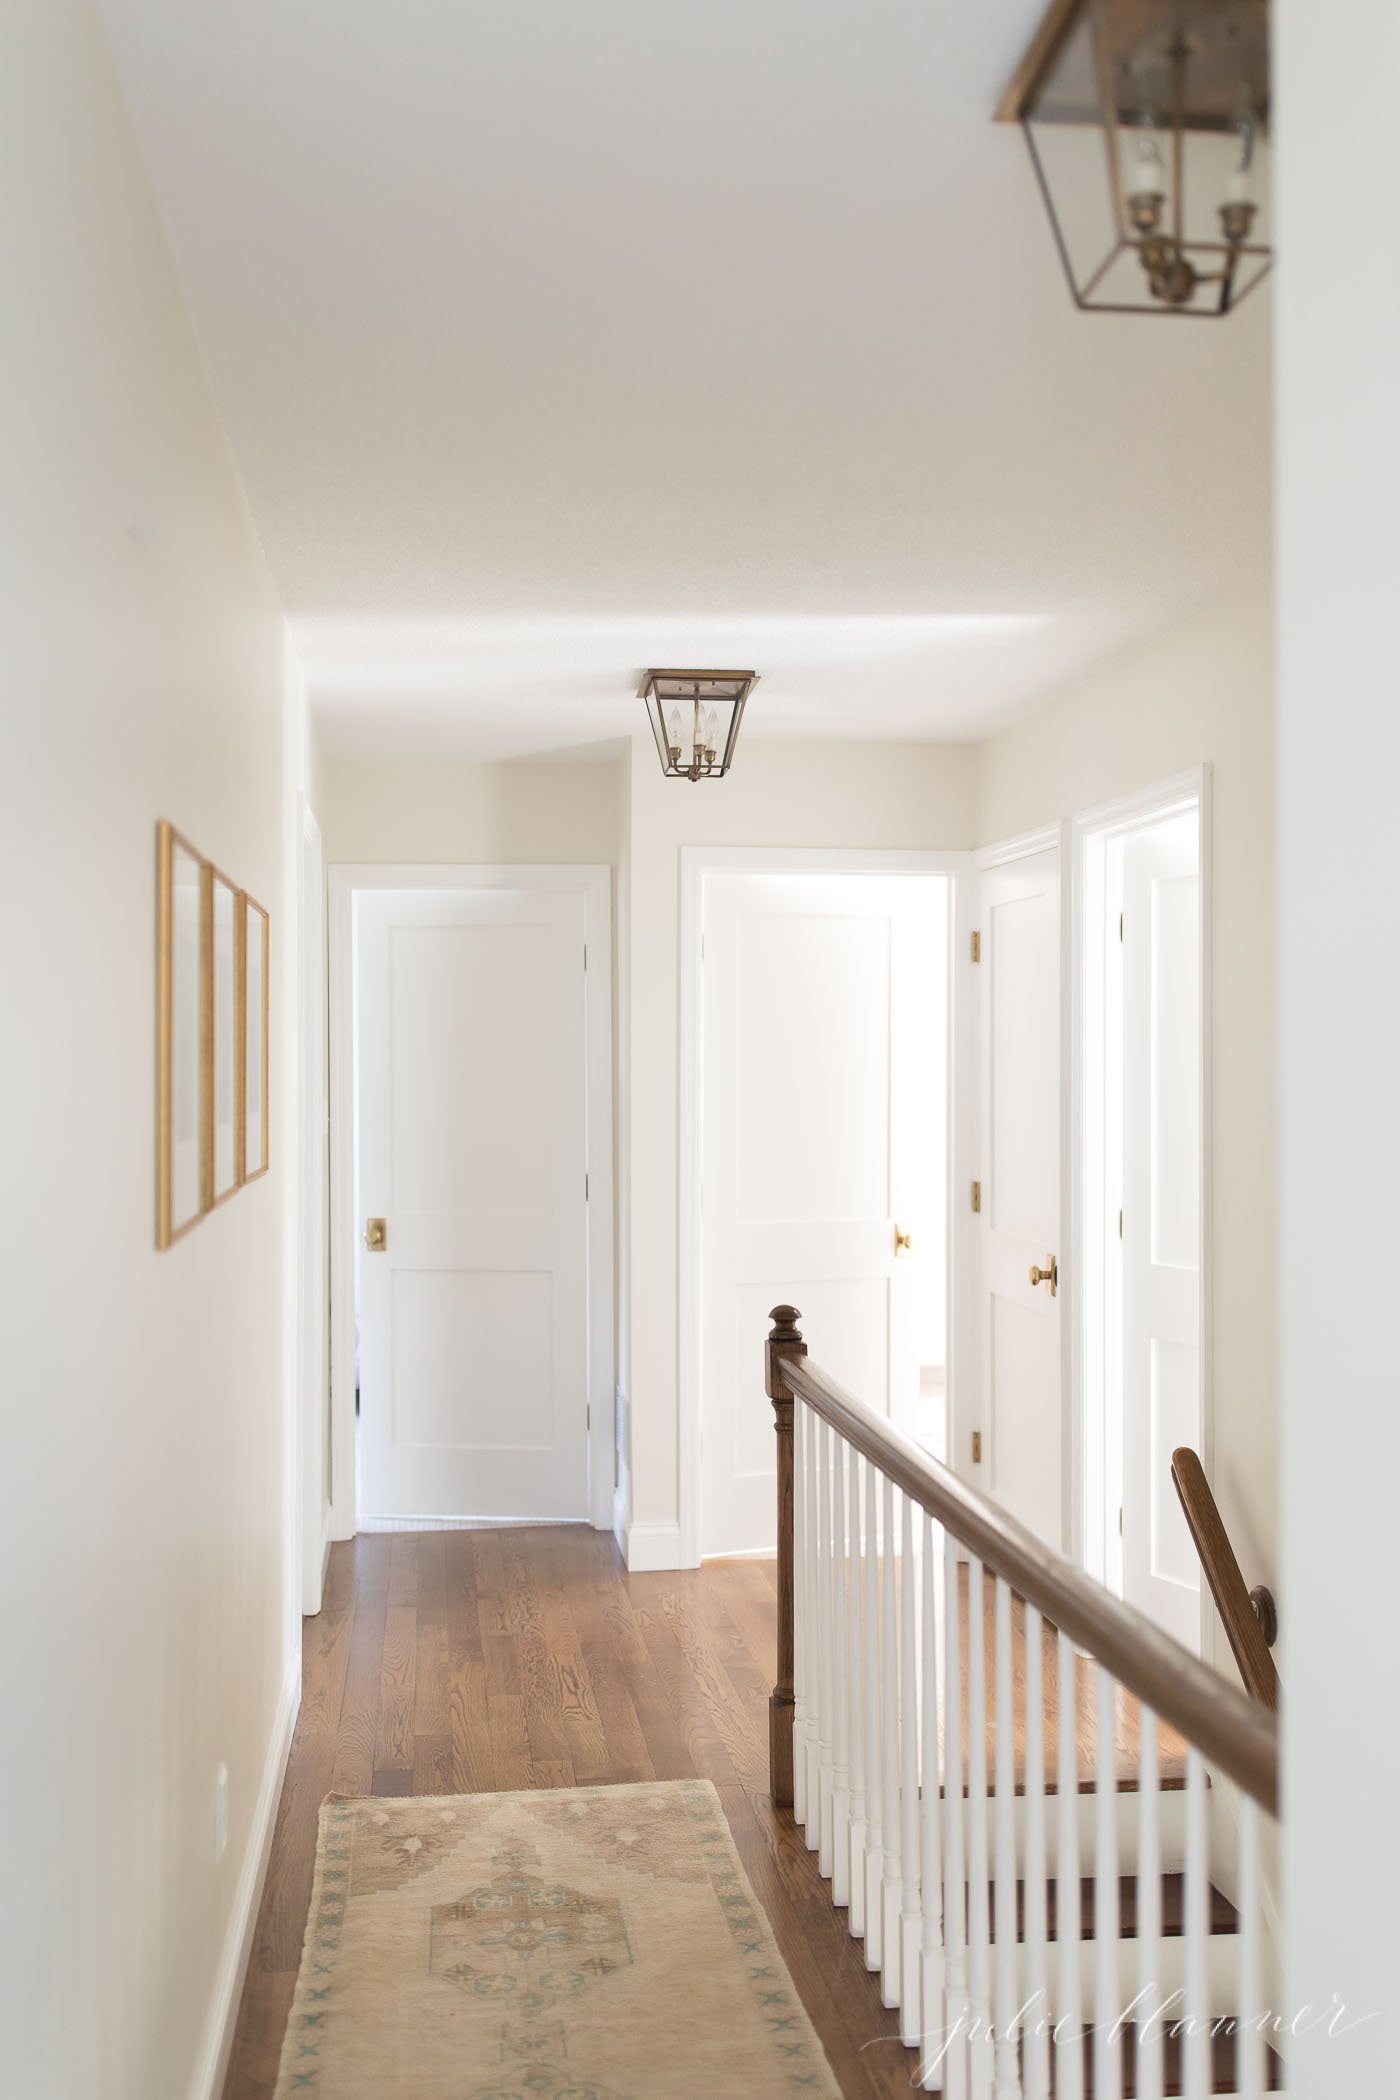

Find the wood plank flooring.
[{"left": 221, "top": 1526, "right": 1192, "bottom": 2100}]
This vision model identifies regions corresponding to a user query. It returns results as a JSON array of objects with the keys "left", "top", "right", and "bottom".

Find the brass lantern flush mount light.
[
  {"left": 998, "top": 0, "right": 1272, "bottom": 317},
  {"left": 639, "top": 669, "right": 759, "bottom": 782}
]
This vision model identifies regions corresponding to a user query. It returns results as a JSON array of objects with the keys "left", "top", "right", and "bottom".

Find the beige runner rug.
[{"left": 274, "top": 1778, "right": 841, "bottom": 2098}]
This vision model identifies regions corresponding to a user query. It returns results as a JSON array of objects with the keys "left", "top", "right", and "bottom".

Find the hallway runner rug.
[{"left": 274, "top": 1777, "right": 841, "bottom": 2098}]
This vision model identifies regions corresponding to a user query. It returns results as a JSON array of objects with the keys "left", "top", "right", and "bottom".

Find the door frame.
[
  {"left": 1068, "top": 767, "right": 1213, "bottom": 1642},
  {"left": 298, "top": 801, "right": 330, "bottom": 1612},
  {"left": 327, "top": 863, "right": 615, "bottom": 1538},
  {"left": 971, "top": 825, "right": 1071, "bottom": 1549},
  {"left": 677, "top": 844, "right": 973, "bottom": 1568}
]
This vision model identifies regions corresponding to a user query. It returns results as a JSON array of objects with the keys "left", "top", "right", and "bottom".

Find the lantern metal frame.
[
  {"left": 639, "top": 670, "right": 760, "bottom": 783},
  {"left": 997, "top": 0, "right": 1272, "bottom": 319}
]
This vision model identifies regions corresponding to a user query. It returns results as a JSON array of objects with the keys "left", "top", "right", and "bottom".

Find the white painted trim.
[
  {"left": 298, "top": 800, "right": 329, "bottom": 1611},
  {"left": 974, "top": 823, "right": 1063, "bottom": 872},
  {"left": 1067, "top": 768, "right": 1213, "bottom": 1645},
  {"left": 186, "top": 1652, "right": 300, "bottom": 2100},
  {"left": 625, "top": 1519, "right": 685, "bottom": 1572},
  {"left": 677, "top": 843, "right": 973, "bottom": 1569},
  {"left": 611, "top": 1384, "right": 632, "bottom": 1554},
  {"left": 357, "top": 1512, "right": 587, "bottom": 1532},
  {"left": 327, "top": 863, "right": 616, "bottom": 1536}
]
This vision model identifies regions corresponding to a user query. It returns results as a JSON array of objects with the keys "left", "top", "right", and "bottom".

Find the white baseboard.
[
  {"left": 187, "top": 1650, "right": 301, "bottom": 2100},
  {"left": 624, "top": 1519, "right": 684, "bottom": 1572},
  {"left": 357, "top": 1511, "right": 586, "bottom": 1533}
]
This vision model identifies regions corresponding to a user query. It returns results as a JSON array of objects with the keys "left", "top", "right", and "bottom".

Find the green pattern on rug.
[{"left": 274, "top": 1779, "right": 840, "bottom": 2100}]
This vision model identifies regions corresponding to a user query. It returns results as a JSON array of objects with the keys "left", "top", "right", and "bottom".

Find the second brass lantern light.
[{"left": 999, "top": 0, "right": 1272, "bottom": 317}]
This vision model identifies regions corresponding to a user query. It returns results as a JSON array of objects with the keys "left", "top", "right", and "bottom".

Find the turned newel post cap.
[{"left": 766, "top": 1306, "right": 806, "bottom": 1402}]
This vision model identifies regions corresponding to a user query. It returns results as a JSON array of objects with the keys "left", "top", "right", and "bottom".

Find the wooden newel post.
[{"left": 766, "top": 1304, "right": 806, "bottom": 1810}]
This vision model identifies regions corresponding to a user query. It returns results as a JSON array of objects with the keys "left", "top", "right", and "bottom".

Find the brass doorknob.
[
  {"left": 1029, "top": 1254, "right": 1057, "bottom": 1296},
  {"left": 364, "top": 1217, "right": 387, "bottom": 1252},
  {"left": 894, "top": 1223, "right": 913, "bottom": 1257}
]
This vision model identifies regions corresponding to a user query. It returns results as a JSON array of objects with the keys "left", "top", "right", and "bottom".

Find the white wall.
[
  {"left": 624, "top": 736, "right": 979, "bottom": 1557},
  {"left": 976, "top": 589, "right": 1277, "bottom": 1671},
  {"left": 321, "top": 752, "right": 623, "bottom": 867},
  {"left": 0, "top": 7, "right": 295, "bottom": 2097},
  {"left": 1276, "top": 4, "right": 1400, "bottom": 2085}
]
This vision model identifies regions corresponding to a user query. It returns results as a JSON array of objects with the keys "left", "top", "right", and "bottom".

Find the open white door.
[
  {"left": 976, "top": 844, "right": 1063, "bottom": 1549},
  {"left": 355, "top": 886, "right": 589, "bottom": 1521},
  {"left": 1120, "top": 811, "right": 1202, "bottom": 1646},
  {"left": 700, "top": 872, "right": 949, "bottom": 1557}
]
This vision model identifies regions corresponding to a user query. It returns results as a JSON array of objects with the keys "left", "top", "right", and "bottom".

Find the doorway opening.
[
  {"left": 327, "top": 865, "right": 614, "bottom": 1538},
  {"left": 681, "top": 850, "right": 964, "bottom": 1563},
  {"left": 1076, "top": 774, "right": 1208, "bottom": 1653}
]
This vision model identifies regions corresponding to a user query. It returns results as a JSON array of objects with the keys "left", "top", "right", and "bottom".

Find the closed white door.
[
  {"left": 355, "top": 887, "right": 589, "bottom": 1520},
  {"left": 977, "top": 846, "right": 1063, "bottom": 1548},
  {"left": 1120, "top": 812, "right": 1202, "bottom": 1646},
  {"left": 701, "top": 872, "right": 949, "bottom": 1557}
]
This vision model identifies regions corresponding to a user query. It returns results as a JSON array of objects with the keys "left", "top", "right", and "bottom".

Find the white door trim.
[
  {"left": 677, "top": 844, "right": 973, "bottom": 1569},
  {"left": 327, "top": 863, "right": 615, "bottom": 1537},
  {"left": 1068, "top": 768, "right": 1213, "bottom": 1634},
  {"left": 299, "top": 801, "right": 329, "bottom": 1612}
]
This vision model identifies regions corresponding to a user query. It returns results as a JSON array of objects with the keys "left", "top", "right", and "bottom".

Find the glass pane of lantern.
[
  {"left": 1025, "top": 0, "right": 1271, "bottom": 317},
  {"left": 1024, "top": 9, "right": 1123, "bottom": 306}
]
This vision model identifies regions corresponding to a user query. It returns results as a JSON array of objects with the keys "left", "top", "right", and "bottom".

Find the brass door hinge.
[
  {"left": 1119, "top": 912, "right": 1124, "bottom": 942},
  {"left": 972, "top": 1431, "right": 983, "bottom": 1464},
  {"left": 971, "top": 930, "right": 981, "bottom": 963},
  {"left": 971, "top": 1180, "right": 982, "bottom": 1213}
]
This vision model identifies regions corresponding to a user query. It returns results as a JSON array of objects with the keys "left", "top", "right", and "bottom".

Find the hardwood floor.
[{"left": 222, "top": 1526, "right": 1193, "bottom": 2100}]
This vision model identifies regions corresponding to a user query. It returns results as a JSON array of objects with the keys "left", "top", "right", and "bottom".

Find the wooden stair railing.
[
  {"left": 1170, "top": 1445, "right": 1281, "bottom": 1712},
  {"left": 765, "top": 1305, "right": 1282, "bottom": 2097}
]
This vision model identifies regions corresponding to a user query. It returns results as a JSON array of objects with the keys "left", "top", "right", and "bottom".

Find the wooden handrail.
[
  {"left": 766, "top": 1307, "right": 1279, "bottom": 1818},
  {"left": 1170, "top": 1446, "right": 1280, "bottom": 1713}
]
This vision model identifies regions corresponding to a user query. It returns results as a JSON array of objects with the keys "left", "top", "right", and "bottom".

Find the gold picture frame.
[
  {"left": 242, "top": 893, "right": 270, "bottom": 1182},
  {"left": 157, "top": 821, "right": 206, "bottom": 1248},
  {"left": 157, "top": 821, "right": 271, "bottom": 1249}
]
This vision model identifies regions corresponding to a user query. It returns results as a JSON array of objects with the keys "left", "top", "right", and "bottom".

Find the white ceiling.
[{"left": 99, "top": 0, "right": 1273, "bottom": 762}]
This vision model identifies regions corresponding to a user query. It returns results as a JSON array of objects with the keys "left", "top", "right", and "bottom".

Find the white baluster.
[
  {"left": 1184, "top": 1748, "right": 1208, "bottom": 2100},
  {"left": 830, "top": 1435, "right": 851, "bottom": 1905},
  {"left": 900, "top": 1492, "right": 923, "bottom": 2043},
  {"left": 1136, "top": 1707, "right": 1163, "bottom": 2100},
  {"left": 881, "top": 1471, "right": 904, "bottom": 2008},
  {"left": 966, "top": 1560, "right": 992, "bottom": 2100},
  {"left": 797, "top": 1402, "right": 810, "bottom": 1831},
  {"left": 816, "top": 1418, "right": 833, "bottom": 1873},
  {"left": 1094, "top": 1667, "right": 1121, "bottom": 2100},
  {"left": 1237, "top": 1794, "right": 1263, "bottom": 2100},
  {"left": 993, "top": 1579, "right": 1022, "bottom": 2097},
  {"left": 920, "top": 1512, "right": 946, "bottom": 2092},
  {"left": 847, "top": 1446, "right": 867, "bottom": 1937},
  {"left": 863, "top": 1454, "right": 884, "bottom": 1971},
  {"left": 943, "top": 1529, "right": 969, "bottom": 2100},
  {"left": 1054, "top": 1632, "right": 1083, "bottom": 2100},
  {"left": 1022, "top": 1603, "right": 1048, "bottom": 2100},
  {"left": 802, "top": 1401, "right": 821, "bottom": 1833}
]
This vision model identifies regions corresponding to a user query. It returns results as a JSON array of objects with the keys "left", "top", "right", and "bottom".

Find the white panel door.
[
  {"left": 356, "top": 887, "right": 589, "bottom": 1520},
  {"left": 1121, "top": 813, "right": 1202, "bottom": 1647},
  {"left": 701, "top": 873, "right": 948, "bottom": 1557},
  {"left": 977, "top": 846, "right": 1063, "bottom": 1548}
]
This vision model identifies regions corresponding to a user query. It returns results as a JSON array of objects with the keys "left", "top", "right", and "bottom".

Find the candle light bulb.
[
  {"left": 668, "top": 706, "right": 683, "bottom": 749},
  {"left": 1228, "top": 84, "right": 1256, "bottom": 204}
]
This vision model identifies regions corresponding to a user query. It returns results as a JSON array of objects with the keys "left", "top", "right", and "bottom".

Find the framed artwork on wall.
[
  {"left": 243, "top": 895, "right": 270, "bottom": 1181},
  {"left": 156, "top": 821, "right": 271, "bottom": 1248},
  {"left": 209, "top": 869, "right": 240, "bottom": 1205},
  {"left": 157, "top": 822, "right": 206, "bottom": 1247}
]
